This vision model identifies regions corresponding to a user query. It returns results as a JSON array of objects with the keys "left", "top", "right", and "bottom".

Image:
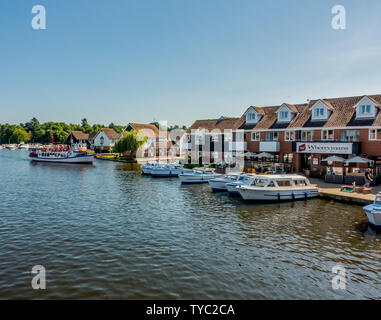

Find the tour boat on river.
[
  {"left": 29, "top": 144, "right": 94, "bottom": 164},
  {"left": 236, "top": 175, "right": 318, "bottom": 201},
  {"left": 363, "top": 193, "right": 381, "bottom": 230}
]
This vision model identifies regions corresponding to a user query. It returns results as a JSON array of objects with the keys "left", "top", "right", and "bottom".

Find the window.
[
  {"left": 211, "top": 135, "right": 218, "bottom": 142},
  {"left": 251, "top": 132, "right": 260, "bottom": 141},
  {"left": 314, "top": 108, "right": 324, "bottom": 118},
  {"left": 359, "top": 105, "right": 372, "bottom": 115},
  {"left": 369, "top": 129, "right": 381, "bottom": 141},
  {"left": 279, "top": 111, "right": 289, "bottom": 120},
  {"left": 265, "top": 132, "right": 278, "bottom": 141},
  {"left": 341, "top": 130, "right": 359, "bottom": 142},
  {"left": 284, "top": 131, "right": 296, "bottom": 141},
  {"left": 322, "top": 130, "right": 334, "bottom": 141},
  {"left": 301, "top": 131, "right": 314, "bottom": 141},
  {"left": 247, "top": 113, "right": 256, "bottom": 121},
  {"left": 283, "top": 153, "right": 293, "bottom": 164}
]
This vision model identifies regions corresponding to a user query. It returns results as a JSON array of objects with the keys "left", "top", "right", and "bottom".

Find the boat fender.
[
  {"left": 304, "top": 192, "right": 308, "bottom": 199},
  {"left": 292, "top": 193, "right": 295, "bottom": 200},
  {"left": 277, "top": 193, "right": 280, "bottom": 201}
]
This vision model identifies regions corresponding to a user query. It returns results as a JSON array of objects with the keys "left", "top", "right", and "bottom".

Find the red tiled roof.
[
  {"left": 187, "top": 117, "right": 240, "bottom": 133},
  {"left": 100, "top": 128, "right": 121, "bottom": 140}
]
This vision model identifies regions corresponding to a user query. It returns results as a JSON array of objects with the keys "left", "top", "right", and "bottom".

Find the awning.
[
  {"left": 345, "top": 156, "right": 372, "bottom": 164},
  {"left": 255, "top": 152, "right": 273, "bottom": 158},
  {"left": 322, "top": 156, "right": 345, "bottom": 162}
]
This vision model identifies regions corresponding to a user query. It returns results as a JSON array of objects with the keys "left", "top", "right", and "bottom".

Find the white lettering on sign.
[{"left": 296, "top": 142, "right": 353, "bottom": 154}]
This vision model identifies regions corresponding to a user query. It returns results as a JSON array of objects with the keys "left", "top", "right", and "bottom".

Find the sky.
[{"left": 1, "top": 0, "right": 381, "bottom": 126}]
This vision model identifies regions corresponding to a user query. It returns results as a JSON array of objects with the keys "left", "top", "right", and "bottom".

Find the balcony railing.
[
  {"left": 260, "top": 141, "right": 280, "bottom": 152},
  {"left": 229, "top": 141, "right": 247, "bottom": 151}
]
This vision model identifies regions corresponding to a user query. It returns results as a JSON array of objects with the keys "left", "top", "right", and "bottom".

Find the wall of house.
[{"left": 93, "top": 131, "right": 116, "bottom": 148}]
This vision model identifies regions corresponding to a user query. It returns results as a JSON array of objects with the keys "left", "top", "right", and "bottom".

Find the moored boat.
[
  {"left": 363, "top": 193, "right": 381, "bottom": 230},
  {"left": 209, "top": 173, "right": 248, "bottom": 192},
  {"left": 179, "top": 168, "right": 221, "bottom": 184},
  {"left": 226, "top": 174, "right": 257, "bottom": 196},
  {"left": 237, "top": 175, "right": 318, "bottom": 201},
  {"left": 29, "top": 144, "right": 94, "bottom": 164},
  {"left": 150, "top": 164, "right": 186, "bottom": 177}
]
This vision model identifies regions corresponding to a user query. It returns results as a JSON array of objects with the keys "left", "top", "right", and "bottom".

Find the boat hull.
[
  {"left": 364, "top": 210, "right": 381, "bottom": 229},
  {"left": 151, "top": 169, "right": 183, "bottom": 177},
  {"left": 29, "top": 155, "right": 94, "bottom": 164},
  {"left": 179, "top": 174, "right": 220, "bottom": 184},
  {"left": 238, "top": 187, "right": 319, "bottom": 201},
  {"left": 209, "top": 180, "right": 228, "bottom": 191}
]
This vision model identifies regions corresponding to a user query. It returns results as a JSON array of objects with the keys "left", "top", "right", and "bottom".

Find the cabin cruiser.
[
  {"left": 150, "top": 164, "right": 186, "bottom": 177},
  {"left": 179, "top": 168, "right": 221, "bottom": 184},
  {"left": 236, "top": 175, "right": 318, "bottom": 201},
  {"left": 29, "top": 144, "right": 94, "bottom": 164},
  {"left": 226, "top": 174, "right": 257, "bottom": 196},
  {"left": 6, "top": 144, "right": 18, "bottom": 150},
  {"left": 140, "top": 162, "right": 163, "bottom": 175},
  {"left": 209, "top": 173, "right": 248, "bottom": 192},
  {"left": 363, "top": 193, "right": 381, "bottom": 230},
  {"left": 19, "top": 144, "right": 30, "bottom": 149}
]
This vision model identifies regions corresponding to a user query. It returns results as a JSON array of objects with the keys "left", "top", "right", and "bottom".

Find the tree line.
[
  {"left": 0, "top": 118, "right": 124, "bottom": 144},
  {"left": 0, "top": 118, "right": 188, "bottom": 144}
]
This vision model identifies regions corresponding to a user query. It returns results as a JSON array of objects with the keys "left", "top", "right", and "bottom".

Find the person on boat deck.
[{"left": 364, "top": 169, "right": 373, "bottom": 188}]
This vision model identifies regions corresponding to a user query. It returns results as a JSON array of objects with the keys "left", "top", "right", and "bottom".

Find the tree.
[
  {"left": 113, "top": 130, "right": 147, "bottom": 157},
  {"left": 10, "top": 126, "right": 29, "bottom": 143}
]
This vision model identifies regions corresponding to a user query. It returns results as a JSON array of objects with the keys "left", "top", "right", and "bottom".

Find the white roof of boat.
[{"left": 254, "top": 174, "right": 308, "bottom": 180}]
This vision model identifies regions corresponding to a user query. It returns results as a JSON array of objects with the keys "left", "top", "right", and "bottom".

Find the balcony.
[
  {"left": 260, "top": 141, "right": 280, "bottom": 152},
  {"left": 229, "top": 141, "right": 247, "bottom": 151}
]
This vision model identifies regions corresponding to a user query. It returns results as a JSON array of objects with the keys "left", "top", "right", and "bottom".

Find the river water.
[{"left": 0, "top": 150, "right": 380, "bottom": 299}]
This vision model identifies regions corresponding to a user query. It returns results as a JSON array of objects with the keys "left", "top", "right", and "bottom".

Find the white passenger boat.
[
  {"left": 141, "top": 162, "right": 163, "bottom": 175},
  {"left": 19, "top": 144, "right": 30, "bottom": 149},
  {"left": 237, "top": 175, "right": 318, "bottom": 201},
  {"left": 209, "top": 173, "right": 248, "bottom": 192},
  {"left": 179, "top": 168, "right": 221, "bottom": 184},
  {"left": 151, "top": 164, "right": 185, "bottom": 177},
  {"left": 29, "top": 144, "right": 94, "bottom": 164},
  {"left": 226, "top": 174, "right": 257, "bottom": 196},
  {"left": 363, "top": 193, "right": 381, "bottom": 230}
]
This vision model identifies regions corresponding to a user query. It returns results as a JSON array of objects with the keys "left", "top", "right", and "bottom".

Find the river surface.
[{"left": 0, "top": 150, "right": 380, "bottom": 299}]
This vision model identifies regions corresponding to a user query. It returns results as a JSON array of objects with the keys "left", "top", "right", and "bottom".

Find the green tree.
[{"left": 113, "top": 130, "right": 147, "bottom": 157}]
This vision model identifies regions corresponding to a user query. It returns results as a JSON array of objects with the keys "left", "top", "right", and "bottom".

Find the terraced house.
[
  {"left": 237, "top": 94, "right": 381, "bottom": 173},
  {"left": 186, "top": 94, "right": 381, "bottom": 173}
]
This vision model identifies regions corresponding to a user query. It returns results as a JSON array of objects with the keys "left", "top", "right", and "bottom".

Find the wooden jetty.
[{"left": 318, "top": 188, "right": 375, "bottom": 205}]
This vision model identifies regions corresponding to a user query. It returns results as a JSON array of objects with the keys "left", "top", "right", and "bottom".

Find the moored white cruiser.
[
  {"left": 209, "top": 173, "right": 248, "bottom": 192},
  {"left": 237, "top": 175, "right": 318, "bottom": 201},
  {"left": 179, "top": 168, "right": 221, "bottom": 184},
  {"left": 363, "top": 193, "right": 381, "bottom": 230}
]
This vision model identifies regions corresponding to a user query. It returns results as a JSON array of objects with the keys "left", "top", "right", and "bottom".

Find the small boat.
[
  {"left": 237, "top": 175, "right": 318, "bottom": 201},
  {"left": 151, "top": 164, "right": 185, "bottom": 177},
  {"left": 179, "top": 168, "right": 221, "bottom": 184},
  {"left": 6, "top": 144, "right": 18, "bottom": 150},
  {"left": 226, "top": 174, "right": 257, "bottom": 196},
  {"left": 363, "top": 193, "right": 381, "bottom": 230},
  {"left": 19, "top": 144, "right": 30, "bottom": 149},
  {"left": 209, "top": 173, "right": 248, "bottom": 192},
  {"left": 141, "top": 162, "right": 165, "bottom": 175},
  {"left": 29, "top": 144, "right": 94, "bottom": 164}
]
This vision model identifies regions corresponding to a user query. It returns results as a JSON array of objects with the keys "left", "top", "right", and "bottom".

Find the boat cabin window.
[
  {"left": 277, "top": 180, "right": 292, "bottom": 187},
  {"left": 295, "top": 180, "right": 307, "bottom": 187},
  {"left": 268, "top": 181, "right": 276, "bottom": 187},
  {"left": 253, "top": 179, "right": 267, "bottom": 187}
]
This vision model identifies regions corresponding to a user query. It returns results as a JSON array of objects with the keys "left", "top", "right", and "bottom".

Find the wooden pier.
[{"left": 318, "top": 188, "right": 375, "bottom": 205}]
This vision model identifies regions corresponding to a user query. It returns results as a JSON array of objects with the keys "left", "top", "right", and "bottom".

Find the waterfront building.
[
  {"left": 92, "top": 128, "right": 122, "bottom": 152},
  {"left": 184, "top": 116, "right": 242, "bottom": 164},
  {"left": 125, "top": 123, "right": 178, "bottom": 158},
  {"left": 237, "top": 94, "right": 381, "bottom": 175},
  {"left": 66, "top": 131, "right": 94, "bottom": 149}
]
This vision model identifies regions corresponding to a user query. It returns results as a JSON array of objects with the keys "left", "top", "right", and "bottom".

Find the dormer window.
[
  {"left": 309, "top": 100, "right": 333, "bottom": 121},
  {"left": 247, "top": 113, "right": 256, "bottom": 121},
  {"left": 245, "top": 107, "right": 261, "bottom": 124},
  {"left": 279, "top": 111, "right": 289, "bottom": 120},
  {"left": 354, "top": 96, "right": 380, "bottom": 119}
]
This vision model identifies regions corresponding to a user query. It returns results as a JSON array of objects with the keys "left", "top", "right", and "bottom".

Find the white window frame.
[
  {"left": 301, "top": 130, "right": 314, "bottom": 141},
  {"left": 321, "top": 129, "right": 334, "bottom": 141},
  {"left": 265, "top": 132, "right": 278, "bottom": 141},
  {"left": 284, "top": 131, "right": 296, "bottom": 141},
  {"left": 369, "top": 129, "right": 381, "bottom": 141},
  {"left": 251, "top": 132, "right": 260, "bottom": 141}
]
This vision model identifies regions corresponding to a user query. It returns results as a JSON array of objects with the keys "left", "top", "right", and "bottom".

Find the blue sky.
[{"left": 1, "top": 0, "right": 381, "bottom": 126}]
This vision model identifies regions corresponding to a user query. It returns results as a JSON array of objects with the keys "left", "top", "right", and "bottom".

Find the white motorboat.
[
  {"left": 141, "top": 162, "right": 163, "bottom": 175},
  {"left": 209, "top": 173, "right": 248, "bottom": 192},
  {"left": 6, "top": 144, "right": 18, "bottom": 150},
  {"left": 29, "top": 144, "right": 94, "bottom": 164},
  {"left": 237, "top": 175, "right": 318, "bottom": 201},
  {"left": 179, "top": 168, "right": 221, "bottom": 184},
  {"left": 151, "top": 164, "right": 185, "bottom": 177},
  {"left": 363, "top": 193, "right": 381, "bottom": 230},
  {"left": 19, "top": 144, "right": 30, "bottom": 149},
  {"left": 226, "top": 174, "right": 257, "bottom": 196}
]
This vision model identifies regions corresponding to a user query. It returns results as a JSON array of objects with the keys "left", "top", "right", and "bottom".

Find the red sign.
[{"left": 298, "top": 144, "right": 306, "bottom": 152}]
